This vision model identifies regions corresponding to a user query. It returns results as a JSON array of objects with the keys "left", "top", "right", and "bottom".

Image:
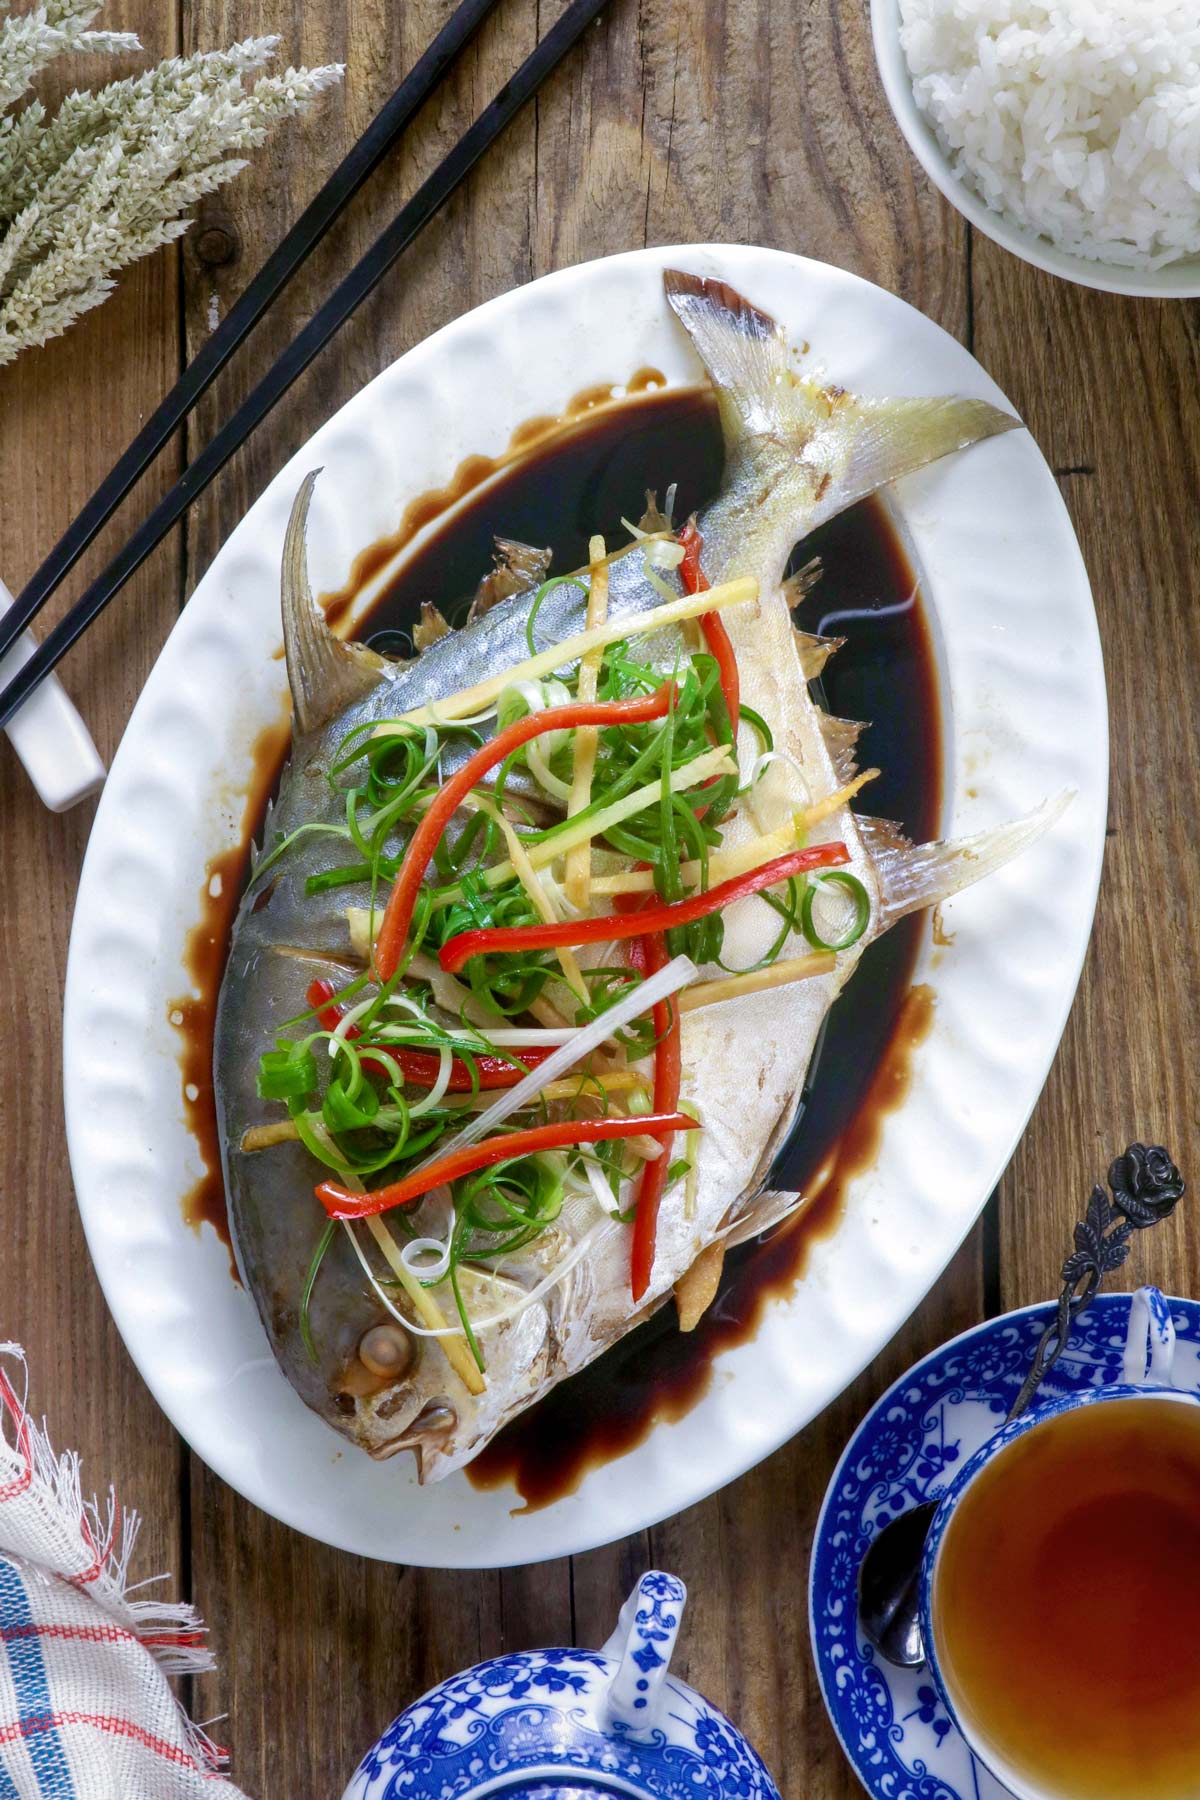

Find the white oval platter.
[{"left": 63, "top": 243, "right": 1106, "bottom": 1566}]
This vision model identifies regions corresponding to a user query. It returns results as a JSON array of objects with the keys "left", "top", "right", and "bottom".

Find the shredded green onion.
[
  {"left": 299, "top": 1220, "right": 337, "bottom": 1365},
  {"left": 248, "top": 525, "right": 855, "bottom": 1378},
  {"left": 801, "top": 869, "right": 871, "bottom": 952},
  {"left": 257, "top": 1045, "right": 318, "bottom": 1101},
  {"left": 739, "top": 703, "right": 773, "bottom": 751}
]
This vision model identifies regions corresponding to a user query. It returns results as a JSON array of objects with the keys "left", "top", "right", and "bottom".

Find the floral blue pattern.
[
  {"left": 808, "top": 1294, "right": 1200, "bottom": 1800},
  {"left": 628, "top": 1572, "right": 685, "bottom": 1692},
  {"left": 344, "top": 1638, "right": 780, "bottom": 1800}
]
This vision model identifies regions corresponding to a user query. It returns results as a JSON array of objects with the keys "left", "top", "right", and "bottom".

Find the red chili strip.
[
  {"left": 679, "top": 520, "right": 740, "bottom": 736},
  {"left": 306, "top": 978, "right": 344, "bottom": 1032},
  {"left": 630, "top": 933, "right": 682, "bottom": 1302},
  {"left": 438, "top": 842, "right": 850, "bottom": 974},
  {"left": 370, "top": 1045, "right": 557, "bottom": 1091},
  {"left": 677, "top": 519, "right": 708, "bottom": 595},
  {"left": 315, "top": 1111, "right": 697, "bottom": 1220},
  {"left": 623, "top": 938, "right": 649, "bottom": 975},
  {"left": 373, "top": 684, "right": 677, "bottom": 981},
  {"left": 306, "top": 979, "right": 554, "bottom": 1089},
  {"left": 612, "top": 865, "right": 655, "bottom": 919}
]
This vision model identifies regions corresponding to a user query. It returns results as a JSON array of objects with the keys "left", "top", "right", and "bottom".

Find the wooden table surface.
[{"left": 2, "top": 1, "right": 1195, "bottom": 1794}]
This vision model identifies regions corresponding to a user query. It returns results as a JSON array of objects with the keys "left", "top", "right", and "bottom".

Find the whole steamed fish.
[{"left": 215, "top": 271, "right": 1059, "bottom": 1481}]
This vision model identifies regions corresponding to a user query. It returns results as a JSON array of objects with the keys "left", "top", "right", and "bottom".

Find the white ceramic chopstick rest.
[{"left": 0, "top": 577, "right": 105, "bottom": 811}]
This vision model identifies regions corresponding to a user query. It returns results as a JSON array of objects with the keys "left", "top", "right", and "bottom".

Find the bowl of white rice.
[{"left": 873, "top": 0, "right": 1200, "bottom": 296}]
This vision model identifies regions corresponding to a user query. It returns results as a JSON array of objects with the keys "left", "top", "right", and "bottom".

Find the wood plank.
[
  {"left": 0, "top": 0, "right": 183, "bottom": 1611},
  {"left": 191, "top": 1480, "right": 497, "bottom": 1796},
  {"left": 179, "top": 0, "right": 541, "bottom": 587},
  {"left": 970, "top": 252, "right": 1200, "bottom": 1311}
]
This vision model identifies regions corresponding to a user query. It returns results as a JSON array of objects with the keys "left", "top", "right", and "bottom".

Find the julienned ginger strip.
[
  {"left": 373, "top": 576, "right": 758, "bottom": 733},
  {"left": 564, "top": 534, "right": 610, "bottom": 909}
]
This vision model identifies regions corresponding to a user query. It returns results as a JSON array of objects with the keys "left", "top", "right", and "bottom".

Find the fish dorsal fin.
[
  {"left": 819, "top": 714, "right": 865, "bottom": 784},
  {"left": 783, "top": 557, "right": 823, "bottom": 609},
  {"left": 282, "top": 470, "right": 391, "bottom": 735},
  {"left": 857, "top": 815, "right": 913, "bottom": 855},
  {"left": 663, "top": 269, "right": 1022, "bottom": 527},
  {"left": 414, "top": 602, "right": 452, "bottom": 651},
  {"left": 468, "top": 537, "right": 552, "bottom": 622},
  {"left": 794, "top": 630, "right": 845, "bottom": 680},
  {"left": 639, "top": 490, "right": 675, "bottom": 534}
]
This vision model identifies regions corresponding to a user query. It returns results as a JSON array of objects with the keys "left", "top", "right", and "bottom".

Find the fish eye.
[{"left": 358, "top": 1323, "right": 413, "bottom": 1379}]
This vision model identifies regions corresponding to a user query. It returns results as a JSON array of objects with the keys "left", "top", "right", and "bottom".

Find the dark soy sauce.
[
  {"left": 353, "top": 384, "right": 942, "bottom": 1506},
  {"left": 360, "top": 385, "right": 726, "bottom": 639}
]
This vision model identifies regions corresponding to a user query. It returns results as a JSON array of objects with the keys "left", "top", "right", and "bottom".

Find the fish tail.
[
  {"left": 663, "top": 270, "right": 795, "bottom": 442},
  {"left": 663, "top": 269, "right": 1020, "bottom": 524},
  {"left": 282, "top": 470, "right": 391, "bottom": 735},
  {"left": 862, "top": 792, "right": 1074, "bottom": 929}
]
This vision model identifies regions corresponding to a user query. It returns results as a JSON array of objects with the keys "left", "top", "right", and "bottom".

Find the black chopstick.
[
  {"left": 0, "top": 0, "right": 501, "bottom": 673},
  {"left": 0, "top": 0, "right": 612, "bottom": 735}
]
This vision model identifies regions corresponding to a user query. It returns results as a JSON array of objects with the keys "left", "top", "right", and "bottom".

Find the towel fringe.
[{"left": 0, "top": 1343, "right": 226, "bottom": 1773}]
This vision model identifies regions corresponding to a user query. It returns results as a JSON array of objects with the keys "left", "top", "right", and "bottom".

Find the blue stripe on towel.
[{"left": 0, "top": 1558, "right": 75, "bottom": 1797}]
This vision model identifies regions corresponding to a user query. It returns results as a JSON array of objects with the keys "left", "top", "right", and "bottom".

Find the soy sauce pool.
[{"left": 353, "top": 383, "right": 942, "bottom": 1507}]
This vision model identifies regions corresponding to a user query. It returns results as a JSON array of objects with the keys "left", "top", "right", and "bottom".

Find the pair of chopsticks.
[{"left": 0, "top": 0, "right": 612, "bottom": 736}]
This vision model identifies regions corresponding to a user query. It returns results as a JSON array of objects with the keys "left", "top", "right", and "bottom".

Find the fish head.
[{"left": 216, "top": 926, "right": 564, "bottom": 1468}]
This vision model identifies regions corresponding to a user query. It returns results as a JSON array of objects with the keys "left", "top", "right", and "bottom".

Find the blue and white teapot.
[{"left": 342, "top": 1571, "right": 782, "bottom": 1800}]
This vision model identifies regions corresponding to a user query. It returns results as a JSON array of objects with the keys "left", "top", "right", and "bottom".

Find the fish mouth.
[{"left": 363, "top": 1399, "right": 460, "bottom": 1469}]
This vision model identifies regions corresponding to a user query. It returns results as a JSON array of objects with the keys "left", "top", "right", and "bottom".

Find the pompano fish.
[{"left": 215, "top": 271, "right": 1059, "bottom": 1481}]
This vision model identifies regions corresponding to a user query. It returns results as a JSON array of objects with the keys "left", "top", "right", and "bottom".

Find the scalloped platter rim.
[{"left": 62, "top": 243, "right": 1107, "bottom": 1565}]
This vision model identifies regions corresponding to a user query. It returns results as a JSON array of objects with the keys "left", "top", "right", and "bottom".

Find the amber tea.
[{"left": 932, "top": 1397, "right": 1200, "bottom": 1800}]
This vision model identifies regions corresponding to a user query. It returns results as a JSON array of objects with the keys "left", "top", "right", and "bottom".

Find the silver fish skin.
[{"left": 214, "top": 270, "right": 1057, "bottom": 1480}]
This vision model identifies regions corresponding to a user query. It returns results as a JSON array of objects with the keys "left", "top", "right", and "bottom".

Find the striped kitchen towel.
[{"left": 0, "top": 1345, "right": 250, "bottom": 1798}]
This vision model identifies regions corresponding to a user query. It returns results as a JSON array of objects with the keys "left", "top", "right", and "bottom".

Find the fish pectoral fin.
[
  {"left": 722, "top": 1187, "right": 806, "bottom": 1249},
  {"left": 855, "top": 815, "right": 912, "bottom": 853},
  {"left": 282, "top": 469, "right": 392, "bottom": 735},
  {"left": 866, "top": 791, "right": 1074, "bottom": 929}
]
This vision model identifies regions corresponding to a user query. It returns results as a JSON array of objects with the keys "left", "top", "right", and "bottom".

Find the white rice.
[{"left": 898, "top": 0, "right": 1200, "bottom": 269}]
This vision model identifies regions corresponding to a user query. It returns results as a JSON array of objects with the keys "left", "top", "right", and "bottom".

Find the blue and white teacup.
[{"left": 917, "top": 1285, "right": 1196, "bottom": 1800}]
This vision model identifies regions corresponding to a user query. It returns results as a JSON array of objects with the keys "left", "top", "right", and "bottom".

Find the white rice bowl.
[{"left": 898, "top": 0, "right": 1200, "bottom": 270}]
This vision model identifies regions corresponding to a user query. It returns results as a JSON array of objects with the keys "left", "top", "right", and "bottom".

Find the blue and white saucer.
[{"left": 808, "top": 1293, "right": 1200, "bottom": 1800}]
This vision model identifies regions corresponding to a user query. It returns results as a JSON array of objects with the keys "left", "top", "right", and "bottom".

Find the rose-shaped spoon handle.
[{"left": 1005, "top": 1142, "right": 1184, "bottom": 1422}]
